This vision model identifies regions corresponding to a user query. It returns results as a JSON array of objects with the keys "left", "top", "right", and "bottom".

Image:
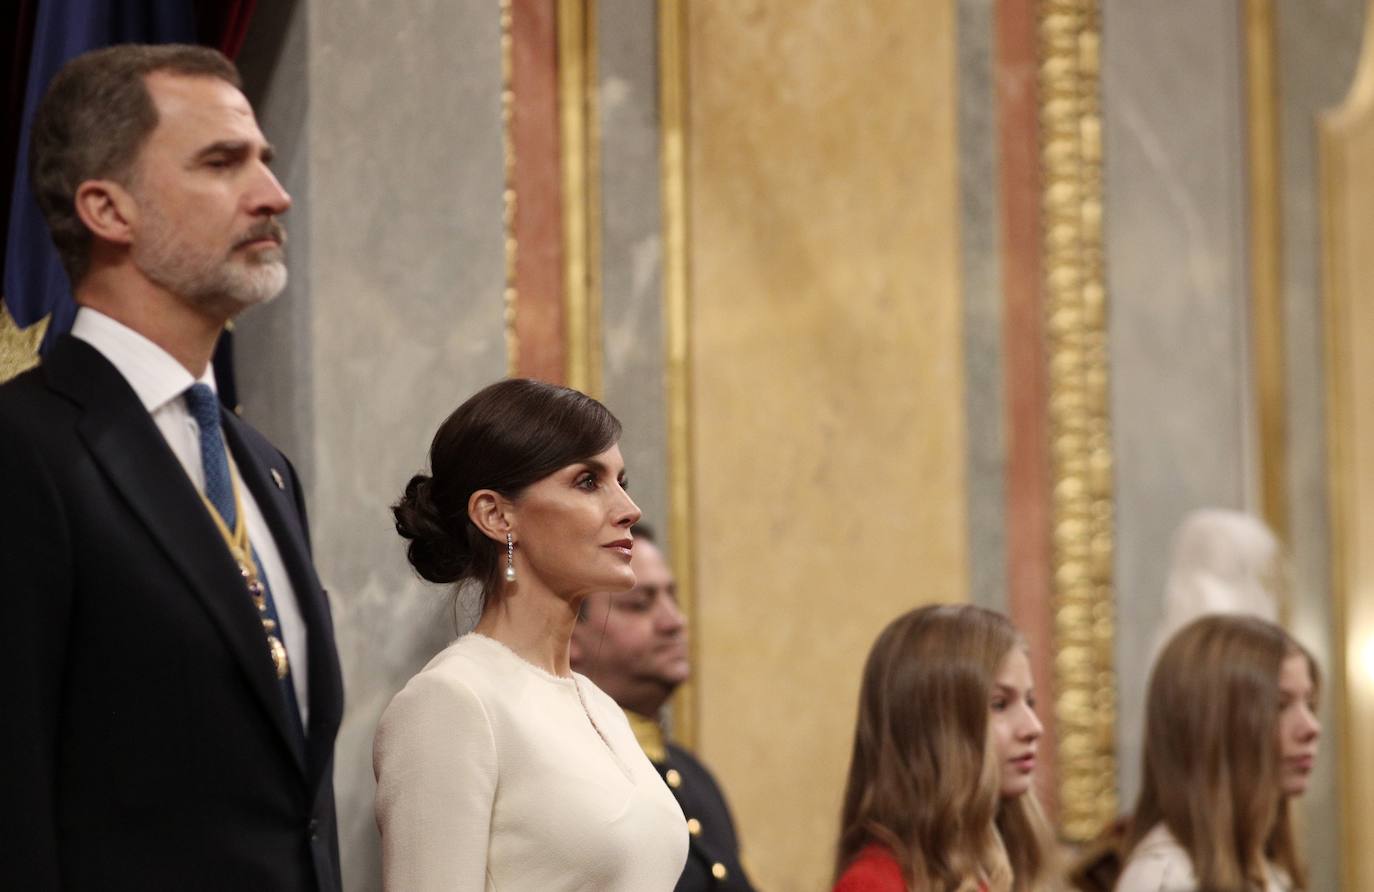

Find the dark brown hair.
[
  {"left": 836, "top": 604, "right": 1025, "bottom": 892},
  {"left": 1126, "top": 614, "right": 1319, "bottom": 890},
  {"left": 393, "top": 378, "right": 622, "bottom": 605},
  {"left": 28, "top": 43, "right": 241, "bottom": 285}
]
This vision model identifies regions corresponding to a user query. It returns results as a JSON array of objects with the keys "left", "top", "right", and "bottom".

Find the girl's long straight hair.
[
  {"left": 1126, "top": 614, "right": 1318, "bottom": 891},
  {"left": 834, "top": 604, "right": 1056, "bottom": 892}
]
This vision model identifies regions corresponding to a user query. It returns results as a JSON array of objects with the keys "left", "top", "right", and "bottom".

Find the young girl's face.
[
  {"left": 989, "top": 648, "right": 1043, "bottom": 798},
  {"left": 1276, "top": 652, "right": 1320, "bottom": 796}
]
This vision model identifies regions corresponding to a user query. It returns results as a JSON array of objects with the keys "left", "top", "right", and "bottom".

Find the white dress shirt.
[{"left": 71, "top": 307, "right": 310, "bottom": 723}]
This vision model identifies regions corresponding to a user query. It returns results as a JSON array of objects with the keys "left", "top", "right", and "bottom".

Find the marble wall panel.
[
  {"left": 993, "top": 0, "right": 1062, "bottom": 819},
  {"left": 1102, "top": 0, "right": 1257, "bottom": 809},
  {"left": 236, "top": 0, "right": 314, "bottom": 473},
  {"left": 598, "top": 0, "right": 670, "bottom": 543},
  {"left": 235, "top": 2, "right": 508, "bottom": 889},
  {"left": 685, "top": 1, "right": 967, "bottom": 887},
  {"left": 1276, "top": 2, "right": 1364, "bottom": 887},
  {"left": 511, "top": 0, "right": 565, "bottom": 384},
  {"left": 958, "top": 0, "right": 1009, "bottom": 614}
]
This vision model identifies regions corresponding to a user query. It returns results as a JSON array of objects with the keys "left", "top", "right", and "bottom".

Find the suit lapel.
[
  {"left": 222, "top": 411, "right": 344, "bottom": 788},
  {"left": 45, "top": 338, "right": 307, "bottom": 776}
]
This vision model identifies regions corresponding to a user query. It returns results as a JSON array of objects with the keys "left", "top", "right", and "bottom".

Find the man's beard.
[{"left": 133, "top": 204, "right": 288, "bottom": 320}]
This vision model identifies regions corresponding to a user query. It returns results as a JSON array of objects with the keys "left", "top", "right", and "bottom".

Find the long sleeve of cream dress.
[{"left": 374, "top": 633, "right": 688, "bottom": 891}]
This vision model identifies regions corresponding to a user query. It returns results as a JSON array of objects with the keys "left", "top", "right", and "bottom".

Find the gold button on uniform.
[
  {"left": 711, "top": 862, "right": 729, "bottom": 881},
  {"left": 665, "top": 769, "right": 682, "bottom": 789},
  {"left": 686, "top": 818, "right": 701, "bottom": 836}
]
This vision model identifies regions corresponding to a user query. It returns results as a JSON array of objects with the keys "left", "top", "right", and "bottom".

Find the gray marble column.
[
  {"left": 597, "top": 0, "right": 671, "bottom": 549},
  {"left": 1102, "top": 0, "right": 1257, "bottom": 811},
  {"left": 958, "top": 0, "right": 1009, "bottom": 613},
  {"left": 235, "top": 2, "right": 507, "bottom": 889}
]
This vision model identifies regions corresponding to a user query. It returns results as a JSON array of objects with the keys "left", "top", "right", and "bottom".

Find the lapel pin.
[{"left": 270, "top": 468, "right": 285, "bottom": 490}]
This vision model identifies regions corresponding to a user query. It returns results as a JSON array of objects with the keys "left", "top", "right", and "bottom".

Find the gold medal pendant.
[
  {"left": 207, "top": 475, "right": 291, "bottom": 684},
  {"left": 267, "top": 634, "right": 290, "bottom": 679},
  {"left": 238, "top": 560, "right": 288, "bottom": 679},
  {"left": 239, "top": 562, "right": 268, "bottom": 610}
]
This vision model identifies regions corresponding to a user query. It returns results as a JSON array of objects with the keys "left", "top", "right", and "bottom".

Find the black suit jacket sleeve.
[{"left": 0, "top": 397, "right": 73, "bottom": 887}]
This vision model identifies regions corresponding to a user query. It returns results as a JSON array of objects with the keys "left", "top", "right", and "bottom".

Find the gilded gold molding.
[
  {"left": 1244, "top": 0, "right": 1290, "bottom": 554},
  {"left": 558, "top": 0, "right": 603, "bottom": 396},
  {"left": 1318, "top": 131, "right": 1359, "bottom": 892},
  {"left": 1037, "top": 0, "right": 1118, "bottom": 842},
  {"left": 0, "top": 300, "right": 48, "bottom": 384},
  {"left": 500, "top": 0, "right": 518, "bottom": 377},
  {"left": 659, "top": 0, "right": 696, "bottom": 749},
  {"left": 1318, "top": 3, "right": 1374, "bottom": 884}
]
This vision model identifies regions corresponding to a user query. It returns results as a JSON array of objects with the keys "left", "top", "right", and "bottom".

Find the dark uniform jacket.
[{"left": 655, "top": 742, "right": 757, "bottom": 892}]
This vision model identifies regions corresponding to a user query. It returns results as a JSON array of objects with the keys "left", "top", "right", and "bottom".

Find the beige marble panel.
[{"left": 685, "top": 2, "right": 966, "bottom": 888}]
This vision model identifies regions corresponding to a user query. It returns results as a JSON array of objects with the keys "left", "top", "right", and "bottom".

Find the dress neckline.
[
  {"left": 463, "top": 632, "right": 579, "bottom": 687},
  {"left": 463, "top": 632, "right": 638, "bottom": 782}
]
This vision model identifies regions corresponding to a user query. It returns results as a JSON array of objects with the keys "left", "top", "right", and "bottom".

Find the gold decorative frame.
[
  {"left": 1037, "top": 0, "right": 1118, "bottom": 842},
  {"left": 658, "top": 0, "right": 697, "bottom": 748},
  {"left": 500, "top": 0, "right": 519, "bottom": 377},
  {"left": 1319, "top": 3, "right": 1374, "bottom": 883},
  {"left": 558, "top": 0, "right": 604, "bottom": 396},
  {"left": 1243, "top": 0, "right": 1290, "bottom": 551}
]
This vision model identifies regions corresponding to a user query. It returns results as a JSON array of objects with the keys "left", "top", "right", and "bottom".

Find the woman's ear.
[
  {"left": 468, "top": 489, "right": 513, "bottom": 543},
  {"left": 74, "top": 179, "right": 137, "bottom": 246}
]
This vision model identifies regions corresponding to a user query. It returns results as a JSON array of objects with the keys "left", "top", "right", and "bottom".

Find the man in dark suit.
[
  {"left": 0, "top": 44, "right": 343, "bottom": 890},
  {"left": 570, "top": 526, "right": 757, "bottom": 892}
]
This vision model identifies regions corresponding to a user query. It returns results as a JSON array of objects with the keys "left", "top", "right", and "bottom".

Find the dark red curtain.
[{"left": 196, "top": 0, "right": 257, "bottom": 57}]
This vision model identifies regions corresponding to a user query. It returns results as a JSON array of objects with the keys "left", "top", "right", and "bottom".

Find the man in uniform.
[
  {"left": 571, "top": 526, "right": 756, "bottom": 892},
  {"left": 0, "top": 45, "right": 343, "bottom": 890}
]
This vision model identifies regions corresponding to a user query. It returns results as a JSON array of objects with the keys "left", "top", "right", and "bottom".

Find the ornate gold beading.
[
  {"left": 1037, "top": 0, "right": 1118, "bottom": 842},
  {"left": 500, "top": 0, "right": 518, "bottom": 377}
]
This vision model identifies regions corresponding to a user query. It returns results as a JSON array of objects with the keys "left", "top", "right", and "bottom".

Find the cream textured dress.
[
  {"left": 374, "top": 633, "right": 688, "bottom": 891},
  {"left": 1115, "top": 824, "right": 1293, "bottom": 892}
]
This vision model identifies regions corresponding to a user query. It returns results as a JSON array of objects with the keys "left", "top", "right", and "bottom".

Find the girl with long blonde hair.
[
  {"left": 833, "top": 604, "right": 1058, "bottom": 892},
  {"left": 1117, "top": 614, "right": 1321, "bottom": 892}
]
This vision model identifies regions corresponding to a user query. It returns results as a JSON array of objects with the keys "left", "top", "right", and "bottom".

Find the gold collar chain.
[{"left": 199, "top": 466, "right": 291, "bottom": 680}]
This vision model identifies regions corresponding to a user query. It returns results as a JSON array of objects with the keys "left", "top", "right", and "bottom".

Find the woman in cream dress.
[{"left": 374, "top": 379, "right": 687, "bottom": 891}]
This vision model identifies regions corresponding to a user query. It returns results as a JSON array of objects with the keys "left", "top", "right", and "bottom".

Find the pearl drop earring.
[{"left": 505, "top": 532, "right": 516, "bottom": 582}]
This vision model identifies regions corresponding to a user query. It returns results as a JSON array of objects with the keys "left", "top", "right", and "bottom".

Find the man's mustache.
[{"left": 233, "top": 219, "right": 286, "bottom": 251}]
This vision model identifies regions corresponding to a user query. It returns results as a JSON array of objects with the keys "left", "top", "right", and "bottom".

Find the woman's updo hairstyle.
[{"left": 393, "top": 378, "right": 622, "bottom": 599}]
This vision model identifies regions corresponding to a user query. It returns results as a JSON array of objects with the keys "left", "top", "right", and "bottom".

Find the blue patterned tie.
[
  {"left": 185, "top": 384, "right": 237, "bottom": 528},
  {"left": 184, "top": 384, "right": 303, "bottom": 732}
]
